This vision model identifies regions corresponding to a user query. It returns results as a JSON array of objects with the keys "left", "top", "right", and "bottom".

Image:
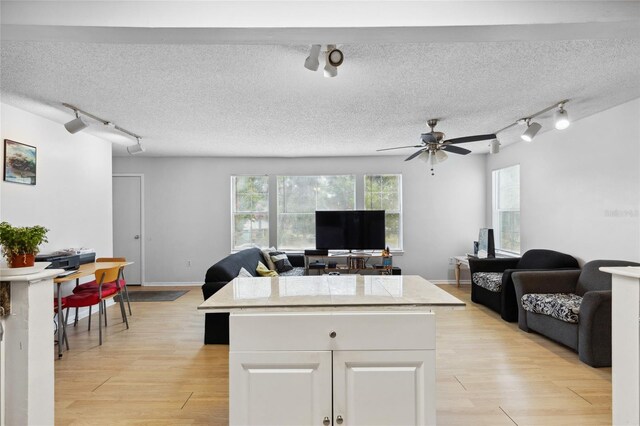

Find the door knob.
[
  {"left": 336, "top": 415, "right": 344, "bottom": 424},
  {"left": 134, "top": 235, "right": 140, "bottom": 239},
  {"left": 323, "top": 417, "right": 330, "bottom": 425}
]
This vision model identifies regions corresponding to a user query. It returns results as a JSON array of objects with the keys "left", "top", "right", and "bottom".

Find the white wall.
[
  {"left": 486, "top": 98, "right": 640, "bottom": 263},
  {"left": 0, "top": 102, "right": 113, "bottom": 425},
  {"left": 0, "top": 103, "right": 113, "bottom": 259},
  {"left": 113, "top": 154, "right": 486, "bottom": 283}
]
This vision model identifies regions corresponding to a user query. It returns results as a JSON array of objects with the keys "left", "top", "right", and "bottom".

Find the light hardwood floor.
[{"left": 55, "top": 285, "right": 611, "bottom": 425}]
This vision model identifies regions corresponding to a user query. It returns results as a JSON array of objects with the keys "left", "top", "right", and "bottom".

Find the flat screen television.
[
  {"left": 315, "top": 210, "right": 385, "bottom": 251},
  {"left": 477, "top": 228, "right": 495, "bottom": 258}
]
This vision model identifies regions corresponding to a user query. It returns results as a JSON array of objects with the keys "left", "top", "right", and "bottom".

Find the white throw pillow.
[
  {"left": 261, "top": 246, "right": 277, "bottom": 270},
  {"left": 236, "top": 267, "right": 253, "bottom": 278}
]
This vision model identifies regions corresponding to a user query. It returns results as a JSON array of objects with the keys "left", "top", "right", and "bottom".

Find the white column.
[{"left": 1, "top": 270, "right": 60, "bottom": 426}]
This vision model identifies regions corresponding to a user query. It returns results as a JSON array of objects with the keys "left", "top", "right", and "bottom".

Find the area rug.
[{"left": 119, "top": 290, "right": 188, "bottom": 302}]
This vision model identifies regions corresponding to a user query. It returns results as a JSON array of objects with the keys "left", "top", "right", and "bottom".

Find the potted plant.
[{"left": 0, "top": 222, "right": 49, "bottom": 268}]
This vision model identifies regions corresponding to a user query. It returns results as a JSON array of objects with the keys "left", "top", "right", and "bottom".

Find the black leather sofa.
[
  {"left": 201, "top": 248, "right": 304, "bottom": 344},
  {"left": 469, "top": 249, "right": 579, "bottom": 322},
  {"left": 513, "top": 259, "right": 640, "bottom": 367}
]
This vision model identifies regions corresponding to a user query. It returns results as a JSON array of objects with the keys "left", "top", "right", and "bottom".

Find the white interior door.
[
  {"left": 229, "top": 351, "right": 332, "bottom": 426},
  {"left": 112, "top": 175, "right": 143, "bottom": 285},
  {"left": 333, "top": 350, "right": 436, "bottom": 426}
]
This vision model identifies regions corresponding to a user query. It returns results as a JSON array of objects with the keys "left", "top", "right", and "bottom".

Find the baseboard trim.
[{"left": 142, "top": 282, "right": 202, "bottom": 287}]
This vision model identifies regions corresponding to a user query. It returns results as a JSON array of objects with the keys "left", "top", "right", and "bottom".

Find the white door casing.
[{"left": 112, "top": 174, "right": 144, "bottom": 285}]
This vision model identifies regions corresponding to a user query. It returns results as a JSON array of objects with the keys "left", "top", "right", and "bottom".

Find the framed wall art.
[{"left": 3, "top": 139, "right": 37, "bottom": 185}]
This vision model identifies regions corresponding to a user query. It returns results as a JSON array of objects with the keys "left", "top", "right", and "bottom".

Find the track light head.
[
  {"left": 324, "top": 62, "right": 338, "bottom": 78},
  {"left": 64, "top": 112, "right": 89, "bottom": 134},
  {"left": 127, "top": 138, "right": 145, "bottom": 155},
  {"left": 554, "top": 105, "right": 570, "bottom": 130},
  {"left": 323, "top": 45, "right": 342, "bottom": 78},
  {"left": 304, "top": 44, "right": 321, "bottom": 71},
  {"left": 489, "top": 139, "right": 500, "bottom": 154},
  {"left": 521, "top": 120, "right": 542, "bottom": 142}
]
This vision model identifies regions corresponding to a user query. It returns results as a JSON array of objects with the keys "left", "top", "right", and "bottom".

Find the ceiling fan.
[{"left": 377, "top": 119, "right": 497, "bottom": 175}]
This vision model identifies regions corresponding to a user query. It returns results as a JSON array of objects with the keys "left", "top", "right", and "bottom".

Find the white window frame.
[
  {"left": 276, "top": 175, "right": 356, "bottom": 251},
  {"left": 230, "top": 175, "right": 269, "bottom": 251},
  {"left": 364, "top": 174, "right": 403, "bottom": 251},
  {"left": 492, "top": 165, "right": 521, "bottom": 254}
]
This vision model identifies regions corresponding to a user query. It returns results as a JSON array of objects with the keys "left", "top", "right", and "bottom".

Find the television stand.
[{"left": 304, "top": 251, "right": 396, "bottom": 276}]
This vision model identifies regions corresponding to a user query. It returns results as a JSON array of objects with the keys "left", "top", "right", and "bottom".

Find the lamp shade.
[
  {"left": 64, "top": 116, "right": 89, "bottom": 134},
  {"left": 521, "top": 121, "right": 542, "bottom": 142},
  {"left": 434, "top": 150, "right": 448, "bottom": 163},
  {"left": 554, "top": 108, "right": 570, "bottom": 130}
]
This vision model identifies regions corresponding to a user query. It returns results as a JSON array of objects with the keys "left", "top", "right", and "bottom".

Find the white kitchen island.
[
  {"left": 199, "top": 274, "right": 464, "bottom": 426},
  {"left": 600, "top": 266, "right": 640, "bottom": 426}
]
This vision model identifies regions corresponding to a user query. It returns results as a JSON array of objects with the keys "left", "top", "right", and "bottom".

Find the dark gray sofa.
[
  {"left": 513, "top": 259, "right": 640, "bottom": 367},
  {"left": 469, "top": 249, "right": 579, "bottom": 322},
  {"left": 201, "top": 248, "right": 304, "bottom": 344}
]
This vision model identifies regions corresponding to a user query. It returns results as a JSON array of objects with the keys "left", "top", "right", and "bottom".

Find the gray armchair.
[{"left": 513, "top": 259, "right": 639, "bottom": 367}]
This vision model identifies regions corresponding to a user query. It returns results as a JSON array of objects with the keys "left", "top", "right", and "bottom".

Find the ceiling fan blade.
[
  {"left": 444, "top": 133, "right": 497, "bottom": 144},
  {"left": 441, "top": 145, "right": 472, "bottom": 155},
  {"left": 376, "top": 144, "right": 423, "bottom": 152},
  {"left": 405, "top": 148, "right": 427, "bottom": 161},
  {"left": 421, "top": 133, "right": 437, "bottom": 144}
]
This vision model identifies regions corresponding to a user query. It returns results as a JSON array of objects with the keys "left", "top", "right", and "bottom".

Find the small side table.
[{"left": 454, "top": 255, "right": 470, "bottom": 287}]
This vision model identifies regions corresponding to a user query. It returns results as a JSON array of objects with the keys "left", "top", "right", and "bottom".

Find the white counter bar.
[
  {"left": 199, "top": 275, "right": 464, "bottom": 426},
  {"left": 600, "top": 266, "right": 640, "bottom": 426},
  {"left": 0, "top": 268, "right": 62, "bottom": 426}
]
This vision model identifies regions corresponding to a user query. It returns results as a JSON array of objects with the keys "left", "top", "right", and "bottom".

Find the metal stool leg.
[
  {"left": 117, "top": 289, "right": 129, "bottom": 329},
  {"left": 103, "top": 300, "right": 108, "bottom": 326},
  {"left": 124, "top": 285, "right": 132, "bottom": 316},
  {"left": 74, "top": 307, "right": 79, "bottom": 327},
  {"left": 88, "top": 305, "right": 92, "bottom": 331}
]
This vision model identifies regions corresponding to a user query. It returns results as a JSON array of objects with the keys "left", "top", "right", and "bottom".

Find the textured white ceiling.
[{"left": 1, "top": 37, "right": 639, "bottom": 157}]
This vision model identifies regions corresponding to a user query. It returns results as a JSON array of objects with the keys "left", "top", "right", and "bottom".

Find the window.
[
  {"left": 277, "top": 175, "right": 355, "bottom": 250},
  {"left": 492, "top": 165, "right": 520, "bottom": 253},
  {"left": 231, "top": 176, "right": 269, "bottom": 250},
  {"left": 364, "top": 174, "right": 402, "bottom": 250}
]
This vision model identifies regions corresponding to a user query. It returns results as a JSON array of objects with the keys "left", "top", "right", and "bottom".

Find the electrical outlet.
[
  {"left": 187, "top": 260, "right": 192, "bottom": 267},
  {"left": 448, "top": 257, "right": 454, "bottom": 265}
]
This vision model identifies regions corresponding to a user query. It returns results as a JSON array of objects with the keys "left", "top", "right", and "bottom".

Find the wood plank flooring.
[{"left": 55, "top": 285, "right": 611, "bottom": 425}]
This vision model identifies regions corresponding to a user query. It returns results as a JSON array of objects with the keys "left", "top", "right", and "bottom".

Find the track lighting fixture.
[
  {"left": 127, "top": 137, "right": 145, "bottom": 155},
  {"left": 521, "top": 120, "right": 542, "bottom": 142},
  {"left": 305, "top": 44, "right": 344, "bottom": 78},
  {"left": 64, "top": 111, "right": 89, "bottom": 134},
  {"left": 495, "top": 99, "right": 571, "bottom": 144},
  {"left": 62, "top": 103, "right": 143, "bottom": 149},
  {"left": 554, "top": 104, "right": 570, "bottom": 130},
  {"left": 304, "top": 44, "right": 321, "bottom": 71},
  {"left": 489, "top": 139, "right": 500, "bottom": 154}
]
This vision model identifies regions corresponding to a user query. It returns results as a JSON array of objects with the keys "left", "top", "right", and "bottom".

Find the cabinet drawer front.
[{"left": 230, "top": 311, "right": 435, "bottom": 351}]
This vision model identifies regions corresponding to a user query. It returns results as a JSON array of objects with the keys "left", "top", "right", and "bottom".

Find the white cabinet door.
[
  {"left": 333, "top": 350, "right": 435, "bottom": 426},
  {"left": 230, "top": 351, "right": 333, "bottom": 426}
]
